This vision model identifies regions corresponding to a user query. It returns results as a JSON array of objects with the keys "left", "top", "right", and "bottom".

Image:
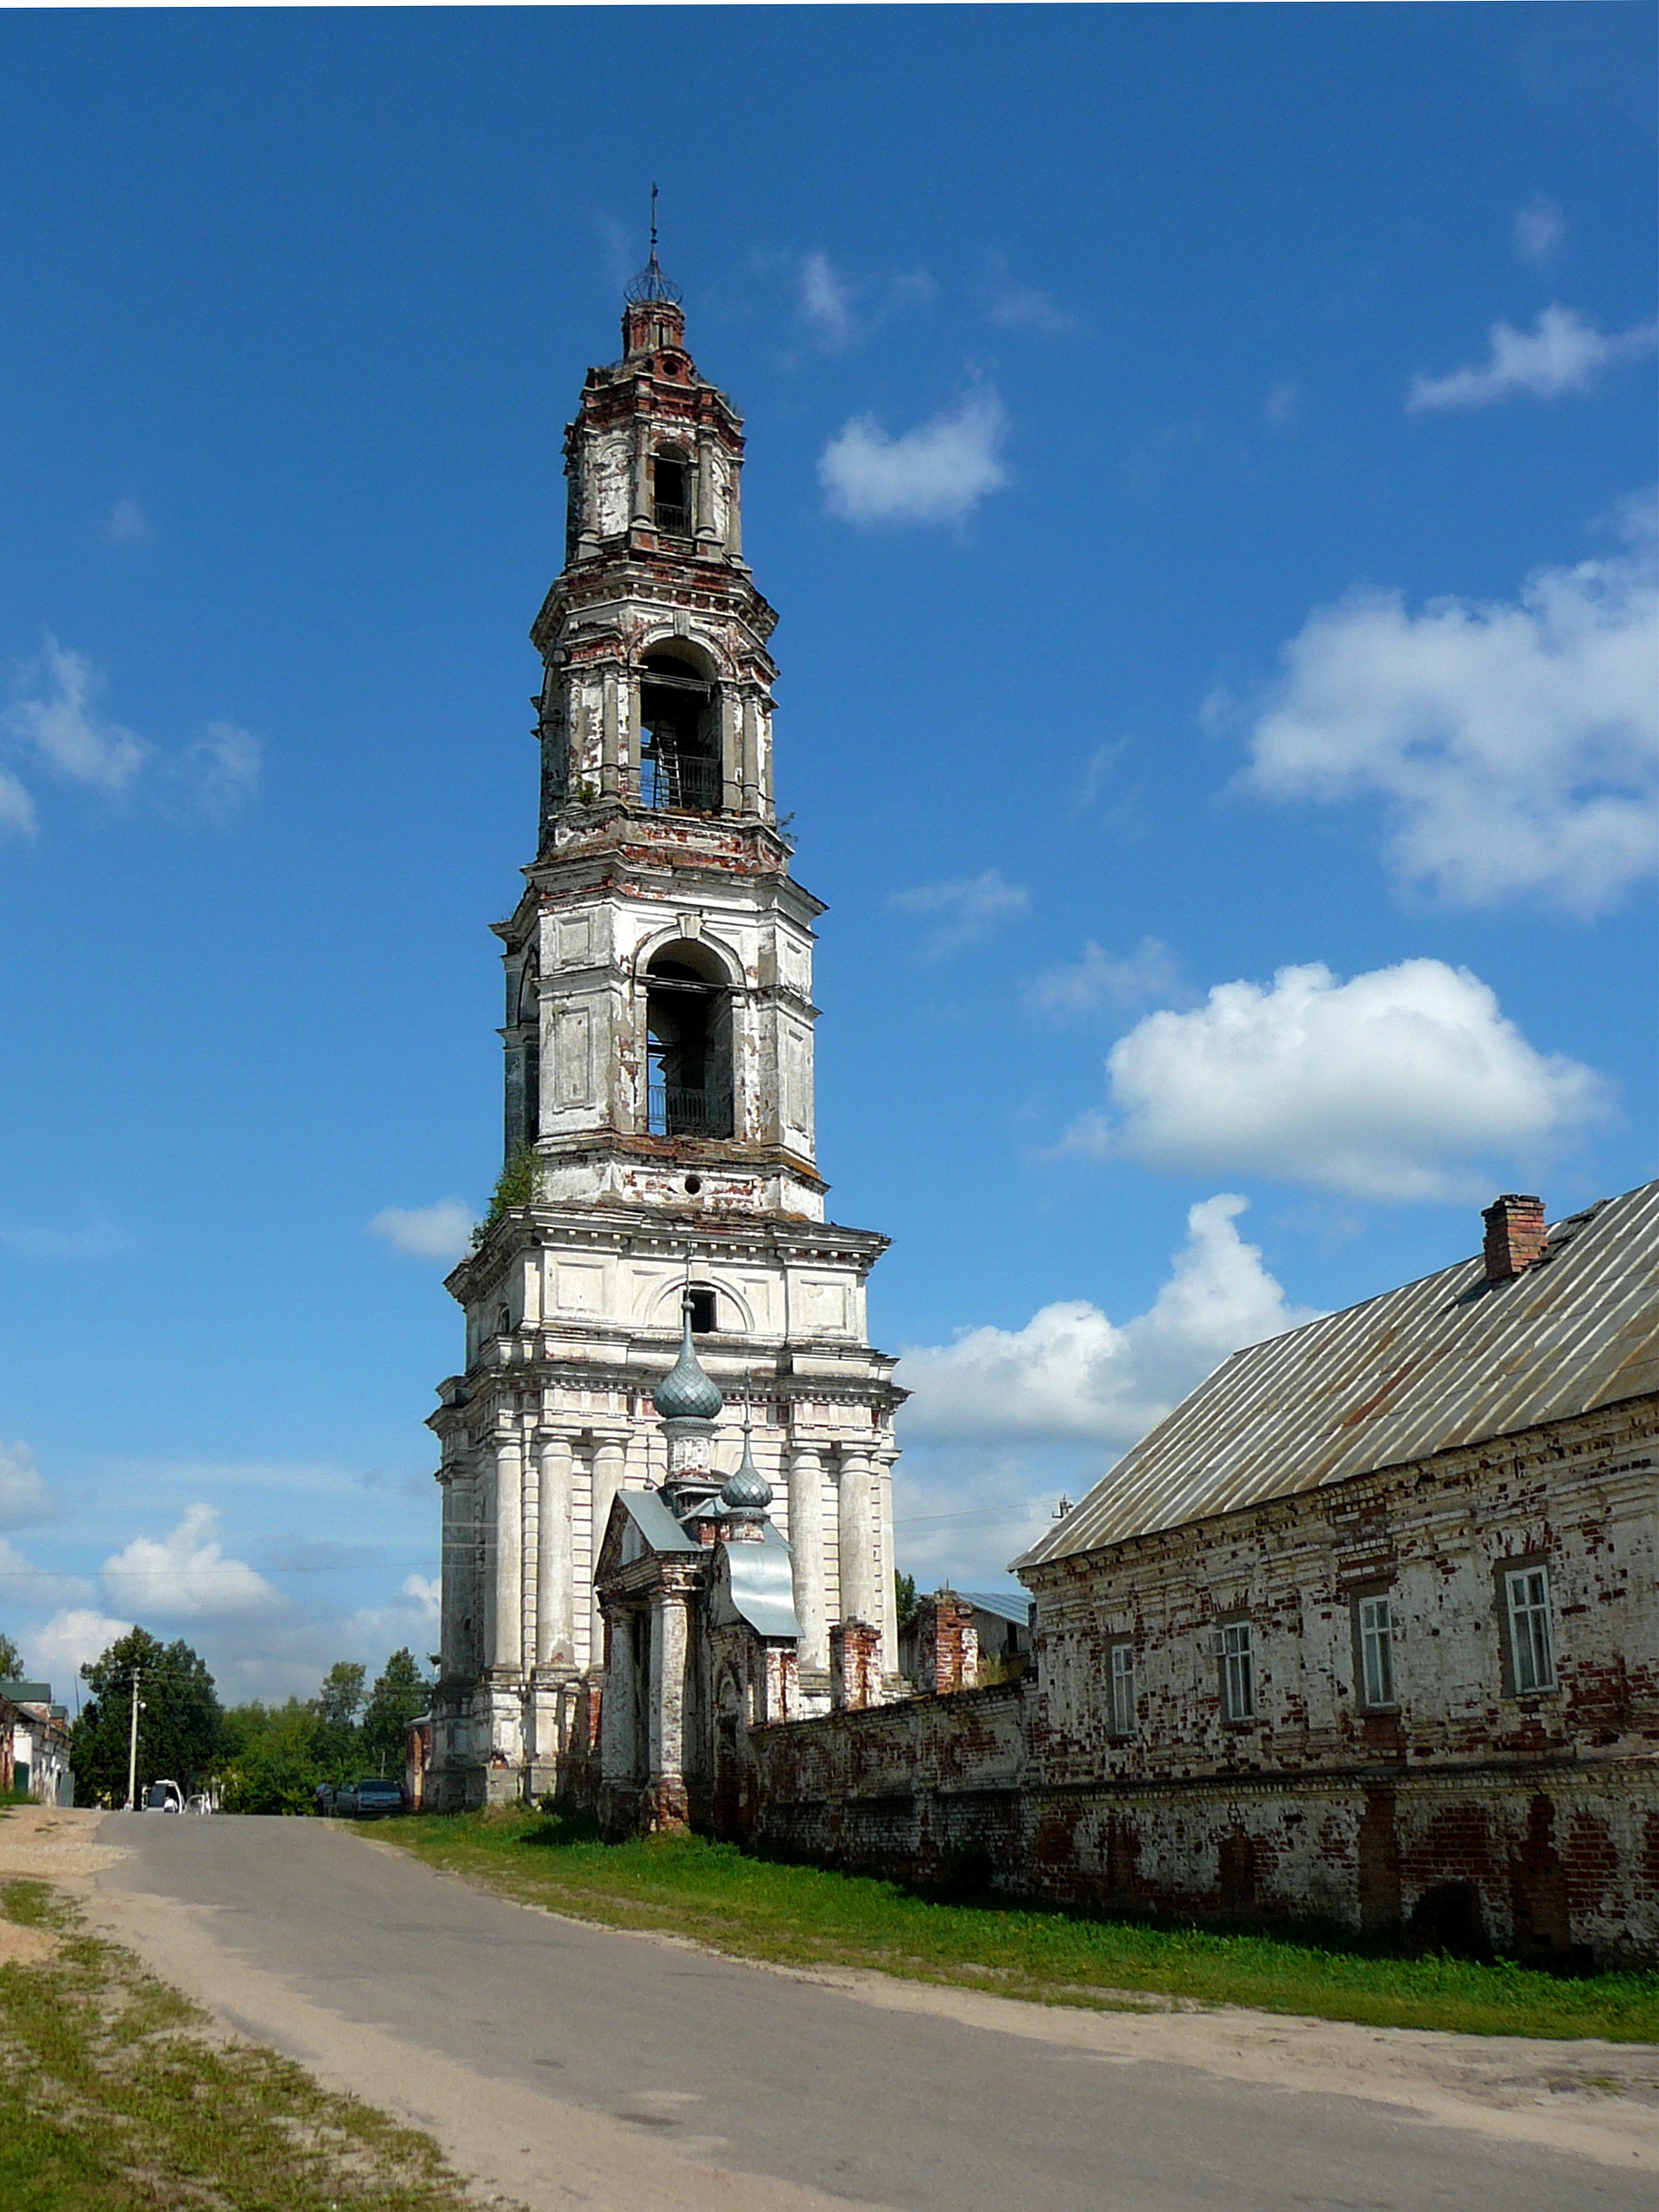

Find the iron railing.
[
  {"left": 640, "top": 752, "right": 721, "bottom": 814},
  {"left": 653, "top": 501, "right": 691, "bottom": 537},
  {"left": 647, "top": 1083, "right": 725, "bottom": 1138}
]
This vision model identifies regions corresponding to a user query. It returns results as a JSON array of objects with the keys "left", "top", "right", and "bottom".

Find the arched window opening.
[
  {"left": 645, "top": 945, "right": 734, "bottom": 1139},
  {"left": 639, "top": 648, "right": 720, "bottom": 815},
  {"left": 652, "top": 449, "right": 691, "bottom": 536}
]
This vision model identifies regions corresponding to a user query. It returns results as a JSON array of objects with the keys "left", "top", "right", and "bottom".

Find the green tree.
[
  {"left": 309, "top": 1660, "right": 365, "bottom": 1787},
  {"left": 359, "top": 1649, "right": 432, "bottom": 1777},
  {"left": 218, "top": 1700, "right": 323, "bottom": 1815},
  {"left": 894, "top": 1572, "right": 919, "bottom": 1632},
  {"left": 0, "top": 1630, "right": 23, "bottom": 1681},
  {"left": 72, "top": 1629, "right": 222, "bottom": 1807}
]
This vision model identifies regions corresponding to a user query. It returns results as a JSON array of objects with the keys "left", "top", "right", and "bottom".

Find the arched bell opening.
[
  {"left": 504, "top": 957, "right": 541, "bottom": 1151},
  {"left": 652, "top": 445, "right": 693, "bottom": 537},
  {"left": 644, "top": 941, "right": 734, "bottom": 1140},
  {"left": 639, "top": 645, "right": 721, "bottom": 816}
]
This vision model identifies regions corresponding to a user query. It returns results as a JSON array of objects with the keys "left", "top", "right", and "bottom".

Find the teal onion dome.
[
  {"left": 653, "top": 1301, "right": 724, "bottom": 1423},
  {"left": 721, "top": 1424, "right": 771, "bottom": 1515}
]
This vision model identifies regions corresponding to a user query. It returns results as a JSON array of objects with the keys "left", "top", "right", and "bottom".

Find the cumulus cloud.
[
  {"left": 820, "top": 390, "right": 1008, "bottom": 524},
  {"left": 106, "top": 497, "right": 150, "bottom": 545},
  {"left": 0, "top": 1443, "right": 53, "bottom": 1530},
  {"left": 1514, "top": 196, "right": 1566, "bottom": 265},
  {"left": 184, "top": 721, "right": 263, "bottom": 824},
  {"left": 1026, "top": 937, "right": 1181, "bottom": 1019},
  {"left": 798, "top": 251, "right": 857, "bottom": 348},
  {"left": 902, "top": 1195, "right": 1313, "bottom": 1449},
  {"left": 1241, "top": 512, "right": 1658, "bottom": 912},
  {"left": 29, "top": 1607, "right": 133, "bottom": 1687},
  {"left": 889, "top": 868, "right": 1028, "bottom": 956},
  {"left": 3, "top": 637, "right": 149, "bottom": 797},
  {"left": 1068, "top": 958, "right": 1605, "bottom": 1202},
  {"left": 101, "top": 1503, "right": 283, "bottom": 1622},
  {"left": 1408, "top": 305, "right": 1656, "bottom": 411},
  {"left": 368, "top": 1198, "right": 475, "bottom": 1262}
]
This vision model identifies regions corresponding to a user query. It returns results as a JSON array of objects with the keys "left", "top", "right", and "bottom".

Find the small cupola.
[
  {"left": 653, "top": 1292, "right": 725, "bottom": 1423},
  {"left": 720, "top": 1408, "right": 772, "bottom": 1540},
  {"left": 622, "top": 188, "right": 688, "bottom": 359}
]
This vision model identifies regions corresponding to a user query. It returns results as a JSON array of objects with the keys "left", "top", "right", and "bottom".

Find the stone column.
[
  {"left": 694, "top": 428, "right": 715, "bottom": 543},
  {"left": 787, "top": 1443, "right": 829, "bottom": 1674},
  {"left": 588, "top": 1434, "right": 629, "bottom": 1664},
  {"left": 535, "top": 1433, "right": 575, "bottom": 1669},
  {"left": 876, "top": 1453, "right": 901, "bottom": 1676},
  {"left": 836, "top": 1450, "right": 877, "bottom": 1631},
  {"left": 599, "top": 1607, "right": 636, "bottom": 1787},
  {"left": 438, "top": 1471, "right": 464, "bottom": 1679},
  {"left": 647, "top": 1586, "right": 691, "bottom": 1828},
  {"left": 740, "top": 693, "right": 760, "bottom": 815},
  {"left": 600, "top": 667, "right": 620, "bottom": 798},
  {"left": 490, "top": 1433, "right": 523, "bottom": 1675},
  {"left": 631, "top": 419, "right": 652, "bottom": 527}
]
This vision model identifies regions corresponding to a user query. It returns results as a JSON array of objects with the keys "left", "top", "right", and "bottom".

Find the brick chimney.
[{"left": 1482, "top": 1193, "right": 1548, "bottom": 1282}]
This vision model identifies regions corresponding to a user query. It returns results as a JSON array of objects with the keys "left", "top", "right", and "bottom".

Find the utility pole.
[{"left": 124, "top": 1669, "right": 143, "bottom": 1811}]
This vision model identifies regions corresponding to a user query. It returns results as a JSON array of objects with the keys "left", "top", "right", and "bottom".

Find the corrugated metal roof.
[
  {"left": 1016, "top": 1179, "right": 1659, "bottom": 1573},
  {"left": 961, "top": 1591, "right": 1034, "bottom": 1627}
]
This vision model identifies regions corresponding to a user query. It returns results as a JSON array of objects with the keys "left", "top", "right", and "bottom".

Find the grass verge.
[
  {"left": 0, "top": 1877, "right": 481, "bottom": 2211},
  {"left": 378, "top": 1808, "right": 1659, "bottom": 2044}
]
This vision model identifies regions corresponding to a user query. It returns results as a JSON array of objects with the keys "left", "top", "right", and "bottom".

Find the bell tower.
[{"left": 429, "top": 238, "right": 904, "bottom": 1807}]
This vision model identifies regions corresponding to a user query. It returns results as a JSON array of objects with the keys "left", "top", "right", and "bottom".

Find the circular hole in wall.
[{"left": 683, "top": 1174, "right": 702, "bottom": 1195}]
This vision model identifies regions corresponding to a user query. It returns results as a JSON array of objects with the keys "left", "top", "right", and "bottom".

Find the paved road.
[{"left": 99, "top": 1815, "right": 1647, "bottom": 2212}]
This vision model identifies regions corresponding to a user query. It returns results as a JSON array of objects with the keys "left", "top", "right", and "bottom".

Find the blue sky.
[{"left": 0, "top": 4, "right": 1653, "bottom": 1700}]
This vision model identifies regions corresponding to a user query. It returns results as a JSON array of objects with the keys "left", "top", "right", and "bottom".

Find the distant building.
[{"left": 0, "top": 1681, "right": 73, "bottom": 1807}]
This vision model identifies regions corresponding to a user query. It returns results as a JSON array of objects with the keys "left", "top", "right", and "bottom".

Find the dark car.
[{"left": 334, "top": 1777, "right": 405, "bottom": 1819}]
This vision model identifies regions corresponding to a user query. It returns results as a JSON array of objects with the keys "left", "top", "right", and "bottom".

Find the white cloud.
[
  {"left": 889, "top": 868, "right": 1028, "bottom": 957},
  {"left": 29, "top": 1607, "right": 133, "bottom": 1688},
  {"left": 984, "top": 255, "right": 1070, "bottom": 334},
  {"left": 798, "top": 251, "right": 857, "bottom": 348},
  {"left": 101, "top": 1503, "right": 283, "bottom": 1622},
  {"left": 0, "top": 1536, "right": 91, "bottom": 1612},
  {"left": 1070, "top": 958, "right": 1605, "bottom": 1202},
  {"left": 1408, "top": 305, "right": 1656, "bottom": 411},
  {"left": 1026, "top": 937, "right": 1181, "bottom": 1019},
  {"left": 0, "top": 1220, "right": 132, "bottom": 1262},
  {"left": 3, "top": 637, "right": 149, "bottom": 795},
  {"left": 106, "top": 497, "right": 150, "bottom": 545},
  {"left": 0, "top": 769, "right": 35, "bottom": 836},
  {"left": 1263, "top": 379, "right": 1301, "bottom": 427},
  {"left": 902, "top": 1195, "right": 1313, "bottom": 1449},
  {"left": 820, "top": 390, "right": 1008, "bottom": 525},
  {"left": 0, "top": 1443, "right": 53, "bottom": 1530},
  {"left": 1514, "top": 196, "right": 1567, "bottom": 265},
  {"left": 368, "top": 1198, "right": 475, "bottom": 1262},
  {"left": 1242, "top": 512, "right": 1658, "bottom": 912},
  {"left": 184, "top": 721, "right": 263, "bottom": 824}
]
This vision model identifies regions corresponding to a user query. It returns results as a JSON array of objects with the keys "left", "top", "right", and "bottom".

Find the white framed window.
[
  {"left": 1357, "top": 1594, "right": 1395, "bottom": 1708},
  {"left": 1109, "top": 1641, "right": 1135, "bottom": 1737},
  {"left": 1219, "top": 1620, "right": 1255, "bottom": 1723},
  {"left": 1503, "top": 1563, "right": 1556, "bottom": 1694}
]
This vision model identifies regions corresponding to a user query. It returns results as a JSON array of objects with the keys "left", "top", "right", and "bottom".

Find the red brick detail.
[
  {"left": 1483, "top": 1194, "right": 1547, "bottom": 1281},
  {"left": 830, "top": 1620, "right": 883, "bottom": 1712}
]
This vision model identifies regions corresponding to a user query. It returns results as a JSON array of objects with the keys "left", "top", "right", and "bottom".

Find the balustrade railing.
[{"left": 639, "top": 752, "right": 721, "bottom": 814}]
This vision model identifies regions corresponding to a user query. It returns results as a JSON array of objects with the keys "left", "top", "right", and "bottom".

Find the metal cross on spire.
[{"left": 625, "top": 181, "right": 683, "bottom": 306}]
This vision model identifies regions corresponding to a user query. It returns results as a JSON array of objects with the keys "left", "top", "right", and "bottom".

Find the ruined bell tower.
[{"left": 428, "top": 238, "right": 904, "bottom": 1806}]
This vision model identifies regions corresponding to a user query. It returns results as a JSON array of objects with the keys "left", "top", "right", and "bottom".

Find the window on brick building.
[
  {"left": 1109, "top": 1639, "right": 1135, "bottom": 1737},
  {"left": 1356, "top": 1593, "right": 1395, "bottom": 1708},
  {"left": 1218, "top": 1620, "right": 1255, "bottom": 1723},
  {"left": 1503, "top": 1562, "right": 1556, "bottom": 1694}
]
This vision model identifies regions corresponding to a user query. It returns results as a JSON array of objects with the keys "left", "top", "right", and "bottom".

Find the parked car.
[
  {"left": 334, "top": 1777, "right": 405, "bottom": 1819},
  {"left": 143, "top": 1779, "right": 184, "bottom": 1813}
]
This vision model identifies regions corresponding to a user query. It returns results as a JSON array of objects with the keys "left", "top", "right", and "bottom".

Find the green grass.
[
  {"left": 378, "top": 1808, "right": 1659, "bottom": 2044},
  {"left": 0, "top": 1878, "right": 480, "bottom": 2211}
]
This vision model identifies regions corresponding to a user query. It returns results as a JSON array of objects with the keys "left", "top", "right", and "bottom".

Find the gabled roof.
[
  {"left": 602, "top": 1488, "right": 703, "bottom": 1569},
  {"left": 1017, "top": 1179, "right": 1659, "bottom": 1573},
  {"left": 960, "top": 1591, "right": 1033, "bottom": 1628}
]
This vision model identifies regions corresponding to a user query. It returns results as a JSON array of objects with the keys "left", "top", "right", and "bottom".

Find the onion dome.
[
  {"left": 653, "top": 1297, "right": 723, "bottom": 1423},
  {"left": 720, "top": 1416, "right": 771, "bottom": 1517}
]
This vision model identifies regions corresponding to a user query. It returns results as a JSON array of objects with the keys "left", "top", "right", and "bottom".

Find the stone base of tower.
[{"left": 426, "top": 1669, "right": 601, "bottom": 1810}]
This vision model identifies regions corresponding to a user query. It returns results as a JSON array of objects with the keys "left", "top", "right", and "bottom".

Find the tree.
[
  {"left": 0, "top": 1631, "right": 23, "bottom": 1681},
  {"left": 218, "top": 1700, "right": 323, "bottom": 1815},
  {"left": 359, "top": 1649, "right": 431, "bottom": 1777},
  {"left": 309, "top": 1660, "right": 365, "bottom": 1787},
  {"left": 73, "top": 1629, "right": 222, "bottom": 1807},
  {"left": 894, "top": 1572, "right": 920, "bottom": 1633}
]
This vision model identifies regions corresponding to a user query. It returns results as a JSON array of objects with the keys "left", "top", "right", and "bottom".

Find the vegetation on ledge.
[{"left": 377, "top": 1808, "right": 1659, "bottom": 2044}]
